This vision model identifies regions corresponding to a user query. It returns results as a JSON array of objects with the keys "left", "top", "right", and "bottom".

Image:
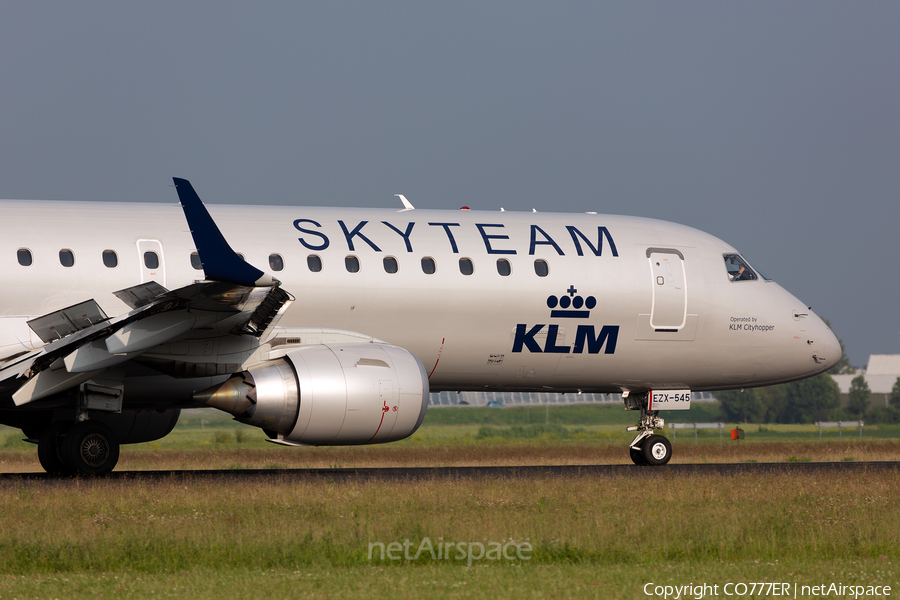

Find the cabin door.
[{"left": 648, "top": 248, "right": 686, "bottom": 330}]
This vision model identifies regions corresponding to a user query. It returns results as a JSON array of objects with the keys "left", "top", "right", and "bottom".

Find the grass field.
[
  {"left": 0, "top": 405, "right": 898, "bottom": 598},
  {"left": 0, "top": 471, "right": 897, "bottom": 598}
]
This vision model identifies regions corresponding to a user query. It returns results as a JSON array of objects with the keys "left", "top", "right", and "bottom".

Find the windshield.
[
  {"left": 741, "top": 256, "right": 772, "bottom": 281},
  {"left": 723, "top": 253, "right": 758, "bottom": 282}
]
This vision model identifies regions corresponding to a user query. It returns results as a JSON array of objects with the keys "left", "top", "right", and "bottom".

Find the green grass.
[
  {"left": 2, "top": 559, "right": 896, "bottom": 600},
  {"left": 1, "top": 406, "right": 899, "bottom": 598},
  {"left": 0, "top": 472, "right": 897, "bottom": 598}
]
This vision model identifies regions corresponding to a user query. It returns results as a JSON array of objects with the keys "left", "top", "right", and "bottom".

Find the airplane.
[{"left": 0, "top": 178, "right": 840, "bottom": 474}]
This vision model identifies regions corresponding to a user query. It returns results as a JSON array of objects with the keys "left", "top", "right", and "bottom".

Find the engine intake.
[{"left": 194, "top": 343, "right": 429, "bottom": 445}]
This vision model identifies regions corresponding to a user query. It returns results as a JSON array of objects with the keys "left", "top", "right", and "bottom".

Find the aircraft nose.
[{"left": 810, "top": 316, "right": 842, "bottom": 372}]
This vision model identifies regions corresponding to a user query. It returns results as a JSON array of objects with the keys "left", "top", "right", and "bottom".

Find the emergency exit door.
[
  {"left": 137, "top": 239, "right": 166, "bottom": 287},
  {"left": 648, "top": 248, "right": 686, "bottom": 330}
]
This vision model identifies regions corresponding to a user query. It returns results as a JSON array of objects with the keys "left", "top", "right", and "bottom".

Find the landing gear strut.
[
  {"left": 36, "top": 420, "right": 120, "bottom": 476},
  {"left": 625, "top": 393, "right": 672, "bottom": 466}
]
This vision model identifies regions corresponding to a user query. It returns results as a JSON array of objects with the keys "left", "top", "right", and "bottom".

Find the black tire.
[
  {"left": 37, "top": 421, "right": 74, "bottom": 475},
  {"left": 641, "top": 434, "right": 672, "bottom": 466},
  {"left": 62, "top": 421, "right": 120, "bottom": 475},
  {"left": 629, "top": 446, "right": 648, "bottom": 466}
]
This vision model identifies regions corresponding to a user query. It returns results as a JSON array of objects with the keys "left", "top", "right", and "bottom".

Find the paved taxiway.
[{"left": 1, "top": 461, "right": 897, "bottom": 483}]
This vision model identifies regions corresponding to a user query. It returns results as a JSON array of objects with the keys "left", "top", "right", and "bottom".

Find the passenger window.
[
  {"left": 723, "top": 253, "right": 757, "bottom": 282},
  {"left": 383, "top": 256, "right": 398, "bottom": 274},
  {"left": 421, "top": 257, "right": 436, "bottom": 275},
  {"left": 59, "top": 250, "right": 75, "bottom": 268},
  {"left": 345, "top": 255, "right": 360, "bottom": 273},
  {"left": 269, "top": 254, "right": 284, "bottom": 271},
  {"left": 17, "top": 249, "right": 32, "bottom": 267},
  {"left": 144, "top": 251, "right": 159, "bottom": 270},
  {"left": 307, "top": 255, "right": 322, "bottom": 272},
  {"left": 496, "top": 259, "right": 511, "bottom": 276},
  {"left": 459, "top": 258, "right": 474, "bottom": 276},
  {"left": 190, "top": 252, "right": 203, "bottom": 270},
  {"left": 102, "top": 250, "right": 118, "bottom": 268},
  {"left": 534, "top": 259, "right": 549, "bottom": 277}
]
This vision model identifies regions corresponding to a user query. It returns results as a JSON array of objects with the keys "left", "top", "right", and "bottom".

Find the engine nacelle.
[{"left": 195, "top": 344, "right": 429, "bottom": 445}]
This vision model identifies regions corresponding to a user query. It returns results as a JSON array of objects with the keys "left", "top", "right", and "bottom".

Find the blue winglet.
[{"left": 173, "top": 178, "right": 273, "bottom": 287}]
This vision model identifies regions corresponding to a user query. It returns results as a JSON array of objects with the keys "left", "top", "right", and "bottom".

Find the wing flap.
[
  {"left": 105, "top": 310, "right": 198, "bottom": 354},
  {"left": 12, "top": 367, "right": 102, "bottom": 406},
  {"left": 63, "top": 340, "right": 141, "bottom": 374},
  {"left": 26, "top": 300, "right": 109, "bottom": 344},
  {"left": 113, "top": 281, "right": 169, "bottom": 309}
]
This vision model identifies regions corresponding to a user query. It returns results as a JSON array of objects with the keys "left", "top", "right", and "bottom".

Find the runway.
[{"left": 1, "top": 460, "right": 898, "bottom": 483}]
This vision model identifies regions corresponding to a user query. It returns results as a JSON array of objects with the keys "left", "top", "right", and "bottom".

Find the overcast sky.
[{"left": 1, "top": 2, "right": 897, "bottom": 366}]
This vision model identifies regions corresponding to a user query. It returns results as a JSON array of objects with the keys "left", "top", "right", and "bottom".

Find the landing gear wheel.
[
  {"left": 38, "top": 421, "right": 74, "bottom": 475},
  {"left": 62, "top": 421, "right": 120, "bottom": 475},
  {"left": 629, "top": 446, "right": 648, "bottom": 466},
  {"left": 624, "top": 393, "right": 674, "bottom": 466},
  {"left": 641, "top": 435, "right": 672, "bottom": 466}
]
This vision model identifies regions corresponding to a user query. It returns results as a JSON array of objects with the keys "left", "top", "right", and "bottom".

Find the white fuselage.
[{"left": 0, "top": 200, "right": 840, "bottom": 401}]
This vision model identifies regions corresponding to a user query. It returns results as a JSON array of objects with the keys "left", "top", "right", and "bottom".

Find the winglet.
[
  {"left": 395, "top": 194, "right": 414, "bottom": 210},
  {"left": 173, "top": 178, "right": 274, "bottom": 287}
]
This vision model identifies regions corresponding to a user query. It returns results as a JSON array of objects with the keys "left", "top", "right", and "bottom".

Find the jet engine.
[{"left": 195, "top": 344, "right": 429, "bottom": 445}]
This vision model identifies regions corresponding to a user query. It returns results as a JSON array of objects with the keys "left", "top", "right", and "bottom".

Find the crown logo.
[{"left": 547, "top": 285, "right": 596, "bottom": 319}]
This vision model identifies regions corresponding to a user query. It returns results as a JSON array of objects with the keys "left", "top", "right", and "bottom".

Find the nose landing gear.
[{"left": 625, "top": 393, "right": 673, "bottom": 466}]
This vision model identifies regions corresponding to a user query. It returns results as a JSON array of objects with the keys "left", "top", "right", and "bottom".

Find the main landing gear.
[
  {"left": 625, "top": 393, "right": 672, "bottom": 466},
  {"left": 37, "top": 419, "right": 120, "bottom": 476}
]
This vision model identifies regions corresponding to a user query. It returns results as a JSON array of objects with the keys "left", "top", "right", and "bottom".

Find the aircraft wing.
[{"left": 0, "top": 178, "right": 293, "bottom": 406}]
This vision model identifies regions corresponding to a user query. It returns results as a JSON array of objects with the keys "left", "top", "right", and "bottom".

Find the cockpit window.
[
  {"left": 741, "top": 256, "right": 772, "bottom": 281},
  {"left": 723, "top": 254, "right": 758, "bottom": 282}
]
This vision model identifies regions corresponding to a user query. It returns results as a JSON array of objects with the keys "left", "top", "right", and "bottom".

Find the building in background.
[{"left": 831, "top": 354, "right": 900, "bottom": 408}]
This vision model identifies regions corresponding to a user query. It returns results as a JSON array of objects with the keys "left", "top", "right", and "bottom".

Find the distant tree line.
[
  {"left": 718, "top": 374, "right": 900, "bottom": 424},
  {"left": 717, "top": 374, "right": 838, "bottom": 424}
]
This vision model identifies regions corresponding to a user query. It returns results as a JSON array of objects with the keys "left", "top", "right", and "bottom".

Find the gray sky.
[{"left": 1, "top": 2, "right": 897, "bottom": 366}]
